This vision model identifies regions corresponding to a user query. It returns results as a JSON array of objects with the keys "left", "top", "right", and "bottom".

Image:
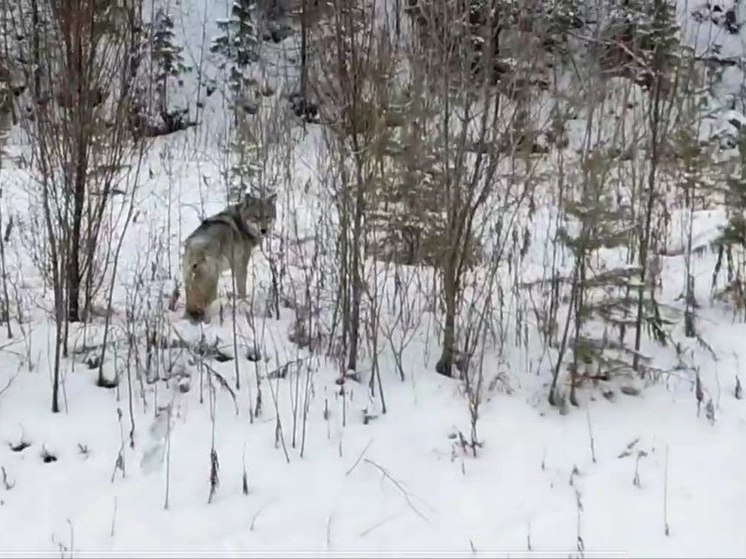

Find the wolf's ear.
[{"left": 266, "top": 192, "right": 277, "bottom": 204}]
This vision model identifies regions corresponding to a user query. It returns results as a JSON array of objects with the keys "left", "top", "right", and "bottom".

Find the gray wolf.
[{"left": 182, "top": 192, "right": 277, "bottom": 322}]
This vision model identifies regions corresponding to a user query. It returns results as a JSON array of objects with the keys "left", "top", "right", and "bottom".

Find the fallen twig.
[
  {"left": 0, "top": 372, "right": 18, "bottom": 399},
  {"left": 345, "top": 439, "right": 374, "bottom": 476},
  {"left": 363, "top": 458, "right": 429, "bottom": 522}
]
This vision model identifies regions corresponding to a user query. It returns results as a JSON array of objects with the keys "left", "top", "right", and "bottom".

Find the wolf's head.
[{"left": 239, "top": 192, "right": 277, "bottom": 238}]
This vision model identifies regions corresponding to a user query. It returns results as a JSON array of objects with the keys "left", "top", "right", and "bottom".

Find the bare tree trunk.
[
  {"left": 67, "top": 147, "right": 87, "bottom": 322},
  {"left": 66, "top": 14, "right": 91, "bottom": 323},
  {"left": 30, "top": 0, "right": 40, "bottom": 98},
  {"left": 346, "top": 145, "right": 365, "bottom": 372},
  {"left": 395, "top": 0, "right": 400, "bottom": 40},
  {"left": 633, "top": 57, "right": 663, "bottom": 372},
  {"left": 0, "top": 184, "right": 12, "bottom": 338},
  {"left": 41, "top": 165, "right": 64, "bottom": 412},
  {"left": 436, "top": 264, "right": 458, "bottom": 377},
  {"left": 337, "top": 165, "right": 351, "bottom": 367},
  {"left": 300, "top": 0, "right": 308, "bottom": 102}
]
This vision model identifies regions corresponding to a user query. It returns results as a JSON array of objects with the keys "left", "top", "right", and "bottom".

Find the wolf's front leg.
[{"left": 235, "top": 256, "right": 249, "bottom": 300}]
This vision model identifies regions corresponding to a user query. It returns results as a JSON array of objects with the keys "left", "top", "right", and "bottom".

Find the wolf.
[{"left": 182, "top": 192, "right": 277, "bottom": 322}]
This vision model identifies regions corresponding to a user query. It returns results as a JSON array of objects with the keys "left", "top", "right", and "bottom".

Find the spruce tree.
[
  {"left": 151, "top": 8, "right": 191, "bottom": 119},
  {"left": 631, "top": 0, "right": 680, "bottom": 371},
  {"left": 712, "top": 130, "right": 746, "bottom": 318},
  {"left": 663, "top": 123, "right": 720, "bottom": 337},
  {"left": 211, "top": 0, "right": 259, "bottom": 96},
  {"left": 600, "top": 0, "right": 680, "bottom": 89},
  {"left": 550, "top": 151, "right": 669, "bottom": 406},
  {"left": 212, "top": 0, "right": 260, "bottom": 196}
]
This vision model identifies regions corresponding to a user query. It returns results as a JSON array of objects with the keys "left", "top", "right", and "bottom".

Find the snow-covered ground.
[
  {"left": 0, "top": 333, "right": 744, "bottom": 557},
  {"left": 0, "top": 220, "right": 744, "bottom": 557},
  {"left": 0, "top": 0, "right": 745, "bottom": 557}
]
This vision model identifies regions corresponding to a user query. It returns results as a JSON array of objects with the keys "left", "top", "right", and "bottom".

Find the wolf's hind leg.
[
  {"left": 204, "top": 267, "right": 219, "bottom": 308},
  {"left": 183, "top": 257, "right": 203, "bottom": 320}
]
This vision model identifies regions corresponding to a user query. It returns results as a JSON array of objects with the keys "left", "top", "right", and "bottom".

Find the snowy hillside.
[{"left": 0, "top": 0, "right": 745, "bottom": 556}]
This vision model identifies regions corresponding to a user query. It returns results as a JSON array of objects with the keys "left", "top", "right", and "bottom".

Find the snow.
[
  {"left": 0, "top": 0, "right": 745, "bottom": 557},
  {"left": 1, "top": 324, "right": 744, "bottom": 556}
]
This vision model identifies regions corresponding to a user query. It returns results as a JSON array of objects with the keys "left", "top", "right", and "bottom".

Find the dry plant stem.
[
  {"left": 201, "top": 362, "right": 239, "bottom": 414},
  {"left": 250, "top": 501, "right": 271, "bottom": 531},
  {"left": 664, "top": 445, "right": 670, "bottom": 536},
  {"left": 230, "top": 255, "right": 241, "bottom": 393},
  {"left": 97, "top": 148, "right": 149, "bottom": 388},
  {"left": 164, "top": 404, "right": 172, "bottom": 510},
  {"left": 550, "top": 263, "right": 578, "bottom": 405},
  {"left": 381, "top": 267, "right": 420, "bottom": 382},
  {"left": 242, "top": 447, "right": 249, "bottom": 495},
  {"left": 586, "top": 409, "right": 596, "bottom": 463},
  {"left": 6, "top": 274, "right": 32, "bottom": 369},
  {"left": 345, "top": 438, "right": 373, "bottom": 476},
  {"left": 300, "top": 361, "right": 313, "bottom": 458},
  {"left": 1, "top": 465, "right": 14, "bottom": 490},
  {"left": 207, "top": 372, "right": 219, "bottom": 504},
  {"left": 67, "top": 519, "right": 74, "bottom": 559},
  {"left": 45, "top": 181, "right": 64, "bottom": 413},
  {"left": 576, "top": 490, "right": 584, "bottom": 554},
  {"left": 0, "top": 371, "right": 17, "bottom": 398},
  {"left": 291, "top": 358, "right": 301, "bottom": 448},
  {"left": 0, "top": 183, "right": 12, "bottom": 338},
  {"left": 110, "top": 497, "right": 117, "bottom": 537},
  {"left": 126, "top": 342, "right": 135, "bottom": 448},
  {"left": 341, "top": 375, "right": 347, "bottom": 429},
  {"left": 466, "top": 333, "right": 487, "bottom": 456},
  {"left": 111, "top": 408, "right": 126, "bottom": 483},
  {"left": 364, "top": 266, "right": 386, "bottom": 413},
  {"left": 242, "top": 311, "right": 259, "bottom": 423},
  {"left": 162, "top": 146, "right": 174, "bottom": 279},
  {"left": 266, "top": 356, "right": 290, "bottom": 463}
]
